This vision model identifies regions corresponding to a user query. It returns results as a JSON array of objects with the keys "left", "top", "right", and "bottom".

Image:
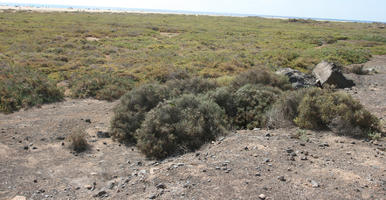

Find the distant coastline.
[{"left": 0, "top": 2, "right": 384, "bottom": 23}]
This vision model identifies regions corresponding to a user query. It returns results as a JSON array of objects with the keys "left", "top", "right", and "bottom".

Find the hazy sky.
[{"left": 4, "top": 0, "right": 386, "bottom": 22}]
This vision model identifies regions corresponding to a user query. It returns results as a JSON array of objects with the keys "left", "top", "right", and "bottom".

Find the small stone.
[
  {"left": 286, "top": 148, "right": 294, "bottom": 153},
  {"left": 277, "top": 176, "right": 286, "bottom": 181},
  {"left": 301, "top": 156, "right": 308, "bottom": 160},
  {"left": 351, "top": 141, "right": 356, "bottom": 144},
  {"left": 149, "top": 194, "right": 157, "bottom": 199},
  {"left": 56, "top": 136, "right": 65, "bottom": 140},
  {"left": 263, "top": 158, "right": 270, "bottom": 163},
  {"left": 265, "top": 133, "right": 271, "bottom": 137},
  {"left": 258, "top": 194, "right": 266, "bottom": 199},
  {"left": 300, "top": 143, "right": 305, "bottom": 146},
  {"left": 23, "top": 146, "right": 29, "bottom": 150},
  {"left": 93, "top": 190, "right": 107, "bottom": 197},
  {"left": 346, "top": 152, "right": 352, "bottom": 155},
  {"left": 85, "top": 185, "right": 93, "bottom": 190},
  {"left": 310, "top": 180, "right": 320, "bottom": 188},
  {"left": 156, "top": 183, "right": 166, "bottom": 189},
  {"left": 96, "top": 131, "right": 110, "bottom": 138},
  {"left": 107, "top": 181, "right": 115, "bottom": 189},
  {"left": 255, "top": 172, "right": 261, "bottom": 176},
  {"left": 11, "top": 196, "right": 26, "bottom": 200},
  {"left": 85, "top": 119, "right": 91, "bottom": 123}
]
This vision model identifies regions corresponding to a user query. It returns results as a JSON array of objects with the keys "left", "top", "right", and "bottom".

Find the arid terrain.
[{"left": 1, "top": 56, "right": 385, "bottom": 200}]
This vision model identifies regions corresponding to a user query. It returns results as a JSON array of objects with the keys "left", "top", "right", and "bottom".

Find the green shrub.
[
  {"left": 136, "top": 94, "right": 227, "bottom": 159},
  {"left": 0, "top": 65, "right": 63, "bottom": 113},
  {"left": 267, "top": 89, "right": 308, "bottom": 128},
  {"left": 110, "top": 84, "right": 171, "bottom": 143},
  {"left": 233, "top": 84, "right": 282, "bottom": 129},
  {"left": 294, "top": 88, "right": 380, "bottom": 137},
  {"left": 230, "top": 68, "right": 291, "bottom": 91},
  {"left": 165, "top": 76, "right": 218, "bottom": 96},
  {"left": 204, "top": 87, "right": 237, "bottom": 126},
  {"left": 70, "top": 72, "right": 133, "bottom": 101}
]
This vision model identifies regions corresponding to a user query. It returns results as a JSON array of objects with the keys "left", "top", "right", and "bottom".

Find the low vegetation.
[
  {"left": 1, "top": 10, "right": 385, "bottom": 88},
  {"left": 69, "top": 72, "right": 134, "bottom": 101},
  {"left": 0, "top": 65, "right": 63, "bottom": 113}
]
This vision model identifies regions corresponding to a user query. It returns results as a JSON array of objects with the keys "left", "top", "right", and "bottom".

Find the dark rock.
[
  {"left": 313, "top": 62, "right": 354, "bottom": 88},
  {"left": 23, "top": 146, "right": 29, "bottom": 150},
  {"left": 85, "top": 119, "right": 91, "bottom": 123},
  {"left": 156, "top": 183, "right": 166, "bottom": 189},
  {"left": 286, "top": 148, "right": 294, "bottom": 153},
  {"left": 277, "top": 176, "right": 286, "bottom": 181},
  {"left": 276, "top": 68, "right": 317, "bottom": 89},
  {"left": 56, "top": 136, "right": 65, "bottom": 140},
  {"left": 94, "top": 190, "right": 107, "bottom": 198},
  {"left": 96, "top": 131, "right": 110, "bottom": 138}
]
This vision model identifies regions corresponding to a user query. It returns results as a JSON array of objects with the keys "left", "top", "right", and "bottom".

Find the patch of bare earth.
[
  {"left": 1, "top": 56, "right": 385, "bottom": 200},
  {"left": 160, "top": 32, "right": 180, "bottom": 38}
]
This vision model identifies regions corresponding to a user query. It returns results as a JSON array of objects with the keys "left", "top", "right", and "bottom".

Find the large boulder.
[
  {"left": 276, "top": 68, "right": 316, "bottom": 89},
  {"left": 312, "top": 62, "right": 354, "bottom": 88}
]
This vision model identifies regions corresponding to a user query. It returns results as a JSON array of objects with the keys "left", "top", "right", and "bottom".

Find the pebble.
[
  {"left": 93, "top": 190, "right": 107, "bottom": 198},
  {"left": 258, "top": 194, "right": 266, "bottom": 199},
  {"left": 156, "top": 183, "right": 166, "bottom": 189},
  {"left": 310, "top": 180, "right": 320, "bottom": 188},
  {"left": 277, "top": 176, "right": 286, "bottom": 181}
]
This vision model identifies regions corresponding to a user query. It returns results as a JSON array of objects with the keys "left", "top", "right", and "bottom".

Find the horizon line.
[{"left": 1, "top": 2, "right": 385, "bottom": 23}]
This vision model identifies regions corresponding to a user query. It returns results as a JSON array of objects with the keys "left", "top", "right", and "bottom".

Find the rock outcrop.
[{"left": 312, "top": 62, "right": 354, "bottom": 88}]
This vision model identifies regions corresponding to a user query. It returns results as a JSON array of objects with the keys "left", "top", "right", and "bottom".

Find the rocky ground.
[{"left": 1, "top": 56, "right": 385, "bottom": 200}]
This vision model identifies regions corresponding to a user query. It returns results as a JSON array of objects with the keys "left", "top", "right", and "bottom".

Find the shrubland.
[{"left": 0, "top": 65, "right": 63, "bottom": 113}]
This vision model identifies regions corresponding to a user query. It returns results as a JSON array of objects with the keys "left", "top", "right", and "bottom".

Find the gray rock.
[
  {"left": 276, "top": 68, "right": 316, "bottom": 88},
  {"left": 313, "top": 62, "right": 354, "bottom": 88},
  {"left": 310, "top": 180, "right": 320, "bottom": 188}
]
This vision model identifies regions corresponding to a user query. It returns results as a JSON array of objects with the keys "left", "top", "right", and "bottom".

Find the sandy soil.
[{"left": 0, "top": 56, "right": 385, "bottom": 200}]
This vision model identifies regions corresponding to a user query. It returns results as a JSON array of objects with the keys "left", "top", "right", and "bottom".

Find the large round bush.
[
  {"left": 110, "top": 83, "right": 171, "bottom": 143},
  {"left": 136, "top": 94, "right": 227, "bottom": 159}
]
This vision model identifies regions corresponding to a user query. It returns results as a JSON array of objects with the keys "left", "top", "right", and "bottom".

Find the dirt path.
[{"left": 1, "top": 56, "right": 385, "bottom": 200}]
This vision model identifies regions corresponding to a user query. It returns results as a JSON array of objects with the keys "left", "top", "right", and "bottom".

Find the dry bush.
[
  {"left": 294, "top": 88, "right": 380, "bottom": 137},
  {"left": 230, "top": 68, "right": 291, "bottom": 91},
  {"left": 165, "top": 76, "right": 218, "bottom": 96},
  {"left": 67, "top": 130, "right": 89, "bottom": 152},
  {"left": 233, "top": 84, "right": 282, "bottom": 129},
  {"left": 267, "top": 89, "right": 308, "bottom": 128},
  {"left": 136, "top": 94, "right": 227, "bottom": 159},
  {"left": 110, "top": 83, "right": 171, "bottom": 143}
]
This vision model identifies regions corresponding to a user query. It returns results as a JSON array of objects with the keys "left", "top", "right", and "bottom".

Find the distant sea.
[{"left": 1, "top": 2, "right": 384, "bottom": 23}]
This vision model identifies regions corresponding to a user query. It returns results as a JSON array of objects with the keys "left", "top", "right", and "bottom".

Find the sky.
[{"left": 3, "top": 0, "right": 386, "bottom": 22}]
